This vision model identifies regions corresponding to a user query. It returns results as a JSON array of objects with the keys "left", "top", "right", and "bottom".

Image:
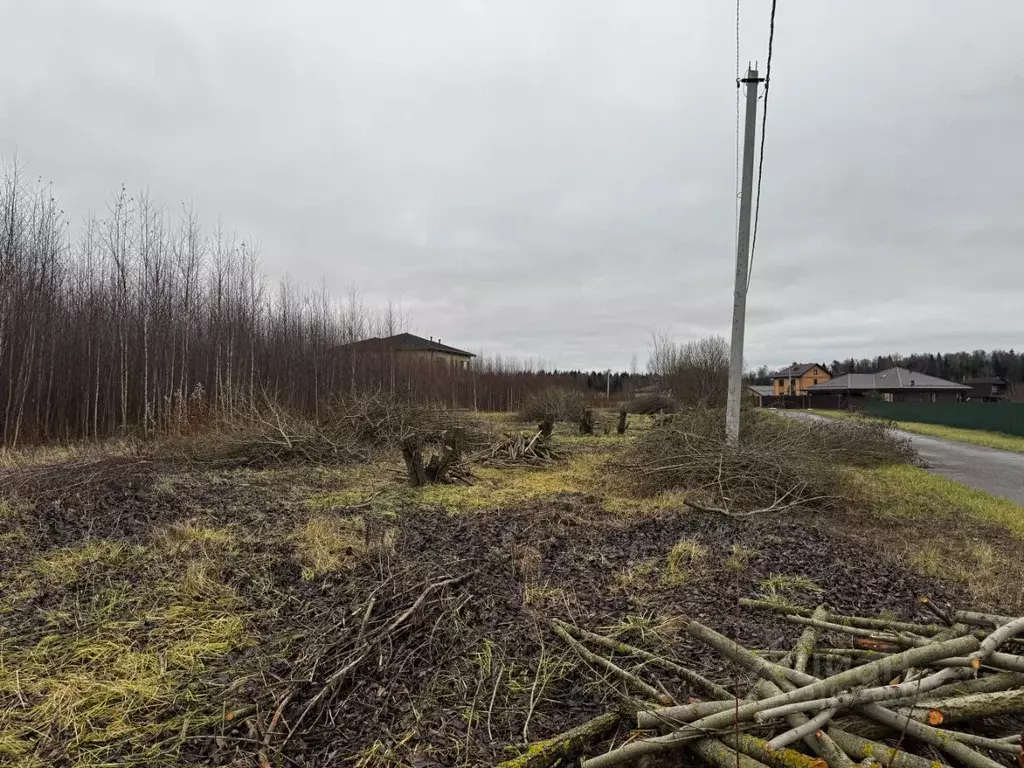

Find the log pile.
[
  {"left": 506, "top": 600, "right": 1024, "bottom": 768},
  {"left": 472, "top": 431, "right": 561, "bottom": 467}
]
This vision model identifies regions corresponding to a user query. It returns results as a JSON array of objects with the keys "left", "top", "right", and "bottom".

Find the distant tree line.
[
  {"left": 747, "top": 350, "right": 1024, "bottom": 385},
  {"left": 0, "top": 158, "right": 657, "bottom": 447}
]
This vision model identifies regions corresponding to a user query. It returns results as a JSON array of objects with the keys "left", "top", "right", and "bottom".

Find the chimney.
[
  {"left": 430, "top": 336, "right": 433, "bottom": 342},
  {"left": 438, "top": 338, "right": 442, "bottom": 344}
]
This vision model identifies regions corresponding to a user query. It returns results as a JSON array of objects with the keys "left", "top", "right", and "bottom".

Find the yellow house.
[{"left": 771, "top": 363, "right": 831, "bottom": 396}]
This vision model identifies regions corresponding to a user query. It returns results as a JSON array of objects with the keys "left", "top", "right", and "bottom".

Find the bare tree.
[{"left": 648, "top": 332, "right": 730, "bottom": 407}]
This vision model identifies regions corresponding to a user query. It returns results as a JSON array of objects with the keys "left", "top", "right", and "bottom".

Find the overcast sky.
[{"left": 2, "top": 1, "right": 1022, "bottom": 371}]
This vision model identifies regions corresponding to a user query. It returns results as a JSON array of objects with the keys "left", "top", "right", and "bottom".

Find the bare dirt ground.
[{"left": 0, "top": 413, "right": 1019, "bottom": 768}]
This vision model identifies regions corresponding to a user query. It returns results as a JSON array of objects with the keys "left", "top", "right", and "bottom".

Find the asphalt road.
[{"left": 781, "top": 411, "right": 1024, "bottom": 506}]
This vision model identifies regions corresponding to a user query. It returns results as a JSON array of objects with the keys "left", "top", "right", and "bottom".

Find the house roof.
[
  {"left": 747, "top": 385, "right": 774, "bottom": 397},
  {"left": 964, "top": 377, "right": 1008, "bottom": 385},
  {"left": 771, "top": 363, "right": 826, "bottom": 379},
  {"left": 806, "top": 367, "right": 970, "bottom": 393},
  {"left": 340, "top": 333, "right": 476, "bottom": 358}
]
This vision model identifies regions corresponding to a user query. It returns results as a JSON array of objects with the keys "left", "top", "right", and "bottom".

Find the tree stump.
[
  {"left": 538, "top": 419, "right": 554, "bottom": 437},
  {"left": 617, "top": 409, "right": 628, "bottom": 434},
  {"left": 424, "top": 427, "right": 465, "bottom": 484},
  {"left": 579, "top": 408, "right": 595, "bottom": 435},
  {"left": 401, "top": 436, "right": 427, "bottom": 487}
]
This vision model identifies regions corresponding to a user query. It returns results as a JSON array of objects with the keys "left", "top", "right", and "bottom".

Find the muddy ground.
[{"left": 0, "top": 448, "right": 985, "bottom": 768}]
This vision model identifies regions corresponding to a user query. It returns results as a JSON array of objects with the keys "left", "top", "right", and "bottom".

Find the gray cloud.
[{"left": 2, "top": 0, "right": 1022, "bottom": 370}]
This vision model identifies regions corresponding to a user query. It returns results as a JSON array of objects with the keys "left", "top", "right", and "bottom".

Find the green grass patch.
[
  {"left": 844, "top": 464, "right": 1024, "bottom": 536},
  {"left": 807, "top": 409, "right": 1024, "bottom": 453}
]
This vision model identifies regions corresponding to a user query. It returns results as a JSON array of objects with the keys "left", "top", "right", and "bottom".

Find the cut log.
[
  {"left": 689, "top": 738, "right": 772, "bottom": 768},
  {"left": 686, "top": 621, "right": 979, "bottom": 697},
  {"left": 740, "top": 598, "right": 945, "bottom": 636},
  {"left": 717, "top": 732, "right": 829, "bottom": 768},
  {"left": 794, "top": 605, "right": 829, "bottom": 675},
  {"left": 753, "top": 679, "right": 856, "bottom": 768},
  {"left": 852, "top": 700, "right": 1005, "bottom": 768},
  {"left": 550, "top": 622, "right": 671, "bottom": 704},
  {"left": 582, "top": 628, "right": 978, "bottom": 768},
  {"left": 637, "top": 699, "right": 738, "bottom": 729},
  {"left": 897, "top": 688, "right": 1024, "bottom": 725},
  {"left": 553, "top": 621, "right": 732, "bottom": 701},
  {"left": 827, "top": 726, "right": 945, "bottom": 768},
  {"left": 953, "top": 608, "right": 1017, "bottom": 628},
  {"left": 495, "top": 712, "right": 620, "bottom": 768},
  {"left": 767, "top": 706, "right": 838, "bottom": 750},
  {"left": 755, "top": 666, "right": 962, "bottom": 721},
  {"left": 886, "top": 670, "right": 1024, "bottom": 707}
]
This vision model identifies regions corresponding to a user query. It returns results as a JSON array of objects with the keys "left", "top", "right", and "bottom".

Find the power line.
[{"left": 746, "top": 0, "right": 776, "bottom": 293}]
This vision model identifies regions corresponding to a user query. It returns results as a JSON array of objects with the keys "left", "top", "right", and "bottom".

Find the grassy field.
[
  {"left": 0, "top": 408, "right": 1021, "bottom": 767},
  {"left": 807, "top": 408, "right": 1024, "bottom": 453}
]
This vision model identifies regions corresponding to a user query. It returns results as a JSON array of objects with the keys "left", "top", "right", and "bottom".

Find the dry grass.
[
  {"left": 842, "top": 463, "right": 1024, "bottom": 610},
  {"left": 292, "top": 512, "right": 394, "bottom": 579},
  {"left": 663, "top": 538, "right": 707, "bottom": 585},
  {"left": 0, "top": 536, "right": 250, "bottom": 767},
  {"left": 845, "top": 463, "right": 1024, "bottom": 536},
  {"left": 807, "top": 409, "right": 1024, "bottom": 454}
]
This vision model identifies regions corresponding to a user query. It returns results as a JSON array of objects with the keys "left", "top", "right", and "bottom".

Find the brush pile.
[
  {"left": 256, "top": 569, "right": 474, "bottom": 767},
  {"left": 520, "top": 599, "right": 1024, "bottom": 768},
  {"left": 624, "top": 409, "right": 916, "bottom": 517},
  {"left": 182, "top": 390, "right": 493, "bottom": 469},
  {"left": 473, "top": 430, "right": 561, "bottom": 467}
]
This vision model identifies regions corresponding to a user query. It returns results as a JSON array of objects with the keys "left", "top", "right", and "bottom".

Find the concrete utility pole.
[{"left": 725, "top": 67, "right": 762, "bottom": 444}]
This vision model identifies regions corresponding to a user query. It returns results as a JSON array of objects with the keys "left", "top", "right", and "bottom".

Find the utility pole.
[{"left": 725, "top": 67, "right": 762, "bottom": 444}]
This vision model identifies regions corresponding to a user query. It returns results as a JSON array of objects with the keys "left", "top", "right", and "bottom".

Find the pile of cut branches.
[
  {"left": 622, "top": 408, "right": 916, "bottom": 517},
  {"left": 181, "top": 389, "right": 493, "bottom": 469},
  {"left": 253, "top": 569, "right": 475, "bottom": 767},
  {"left": 473, "top": 430, "right": 561, "bottom": 467},
  {"left": 185, "top": 398, "right": 367, "bottom": 468},
  {"left": 509, "top": 599, "right": 1024, "bottom": 768}
]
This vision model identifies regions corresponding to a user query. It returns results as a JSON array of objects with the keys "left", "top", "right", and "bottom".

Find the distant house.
[
  {"left": 963, "top": 376, "right": 1009, "bottom": 402},
  {"left": 337, "top": 333, "right": 476, "bottom": 368},
  {"left": 771, "top": 363, "right": 831, "bottom": 396},
  {"left": 746, "top": 384, "right": 774, "bottom": 407},
  {"left": 805, "top": 367, "right": 969, "bottom": 407}
]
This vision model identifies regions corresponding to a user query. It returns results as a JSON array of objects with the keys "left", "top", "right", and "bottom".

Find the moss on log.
[{"left": 496, "top": 712, "right": 620, "bottom": 768}]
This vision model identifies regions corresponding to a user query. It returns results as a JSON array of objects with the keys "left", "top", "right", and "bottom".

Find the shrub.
[
  {"left": 624, "top": 393, "right": 678, "bottom": 415},
  {"left": 519, "top": 388, "right": 585, "bottom": 423},
  {"left": 647, "top": 334, "right": 729, "bottom": 408}
]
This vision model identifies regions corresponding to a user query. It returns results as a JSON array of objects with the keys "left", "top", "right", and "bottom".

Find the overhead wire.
[{"left": 745, "top": 0, "right": 777, "bottom": 294}]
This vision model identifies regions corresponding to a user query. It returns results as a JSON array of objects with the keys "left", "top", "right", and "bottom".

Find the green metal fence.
[{"left": 862, "top": 401, "right": 1024, "bottom": 437}]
